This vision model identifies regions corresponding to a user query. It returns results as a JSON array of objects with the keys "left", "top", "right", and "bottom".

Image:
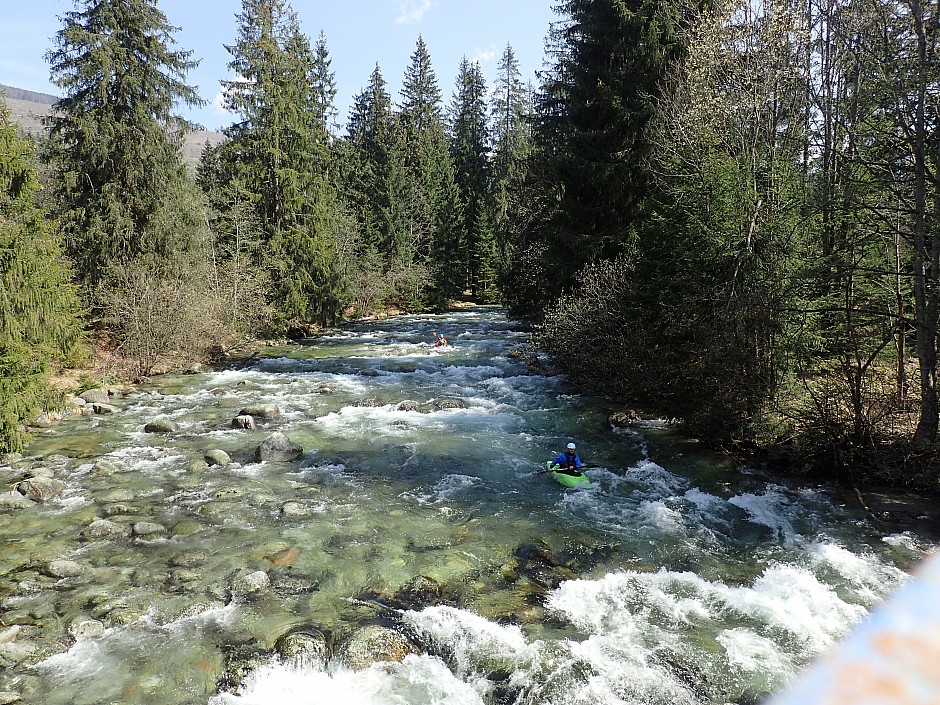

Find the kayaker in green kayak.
[{"left": 550, "top": 443, "right": 584, "bottom": 476}]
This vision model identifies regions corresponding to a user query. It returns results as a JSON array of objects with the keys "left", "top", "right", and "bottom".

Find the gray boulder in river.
[
  {"left": 231, "top": 414, "right": 256, "bottom": 430},
  {"left": 255, "top": 432, "right": 302, "bottom": 462},
  {"left": 79, "top": 388, "right": 111, "bottom": 404},
  {"left": 238, "top": 405, "right": 281, "bottom": 421},
  {"left": 339, "top": 625, "right": 420, "bottom": 671},
  {"left": 144, "top": 419, "right": 178, "bottom": 433},
  {"left": 16, "top": 476, "right": 66, "bottom": 502}
]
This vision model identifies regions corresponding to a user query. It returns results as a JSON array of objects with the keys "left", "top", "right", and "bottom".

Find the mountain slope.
[{"left": 1, "top": 83, "right": 224, "bottom": 165}]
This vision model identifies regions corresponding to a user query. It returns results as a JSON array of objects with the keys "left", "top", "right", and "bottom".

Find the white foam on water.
[
  {"left": 209, "top": 654, "right": 487, "bottom": 705},
  {"left": 637, "top": 499, "right": 684, "bottom": 532},
  {"left": 404, "top": 605, "right": 536, "bottom": 678},
  {"left": 549, "top": 564, "right": 868, "bottom": 677},
  {"left": 807, "top": 542, "right": 909, "bottom": 606},
  {"left": 628, "top": 459, "right": 690, "bottom": 497},
  {"left": 717, "top": 627, "right": 793, "bottom": 678},
  {"left": 728, "top": 487, "right": 799, "bottom": 545},
  {"left": 405, "top": 474, "right": 486, "bottom": 505}
]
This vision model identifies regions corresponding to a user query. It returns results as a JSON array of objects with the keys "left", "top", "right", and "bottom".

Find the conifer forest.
[{"left": 3, "top": 0, "right": 940, "bottom": 489}]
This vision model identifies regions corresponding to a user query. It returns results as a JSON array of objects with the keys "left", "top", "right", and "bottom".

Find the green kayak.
[{"left": 546, "top": 461, "right": 591, "bottom": 489}]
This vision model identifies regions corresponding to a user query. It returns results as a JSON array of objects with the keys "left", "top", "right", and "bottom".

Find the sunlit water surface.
[{"left": 3, "top": 308, "right": 934, "bottom": 705}]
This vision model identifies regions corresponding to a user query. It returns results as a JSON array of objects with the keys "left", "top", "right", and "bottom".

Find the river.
[{"left": 0, "top": 308, "right": 934, "bottom": 704}]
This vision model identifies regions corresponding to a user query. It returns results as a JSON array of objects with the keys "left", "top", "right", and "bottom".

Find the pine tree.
[
  {"left": 311, "top": 31, "right": 339, "bottom": 135},
  {"left": 45, "top": 0, "right": 205, "bottom": 285},
  {"left": 0, "top": 100, "right": 84, "bottom": 452},
  {"left": 222, "top": 0, "right": 345, "bottom": 327},
  {"left": 449, "top": 58, "right": 491, "bottom": 296},
  {"left": 397, "top": 36, "right": 462, "bottom": 308},
  {"left": 509, "top": 0, "right": 691, "bottom": 316},
  {"left": 345, "top": 63, "right": 398, "bottom": 255}
]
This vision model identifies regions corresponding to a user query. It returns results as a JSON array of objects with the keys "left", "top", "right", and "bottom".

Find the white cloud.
[
  {"left": 395, "top": 0, "right": 435, "bottom": 25},
  {"left": 472, "top": 45, "right": 498, "bottom": 65},
  {"left": 211, "top": 90, "right": 233, "bottom": 115}
]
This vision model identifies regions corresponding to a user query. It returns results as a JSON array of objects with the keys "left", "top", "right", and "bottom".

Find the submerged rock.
[
  {"left": 43, "top": 560, "right": 84, "bottom": 579},
  {"left": 83, "top": 519, "right": 130, "bottom": 539},
  {"left": 231, "top": 415, "right": 256, "bottom": 430},
  {"left": 90, "top": 459, "right": 120, "bottom": 477},
  {"left": 0, "top": 493, "right": 35, "bottom": 510},
  {"left": 275, "top": 628, "right": 328, "bottom": 664},
  {"left": 204, "top": 449, "right": 232, "bottom": 467},
  {"left": 238, "top": 405, "right": 281, "bottom": 421},
  {"left": 15, "top": 476, "right": 65, "bottom": 503},
  {"left": 67, "top": 618, "right": 105, "bottom": 640},
  {"left": 230, "top": 570, "right": 270, "bottom": 596},
  {"left": 144, "top": 419, "right": 178, "bottom": 434},
  {"left": 339, "top": 625, "right": 420, "bottom": 671},
  {"left": 255, "top": 433, "right": 302, "bottom": 462},
  {"left": 132, "top": 522, "right": 166, "bottom": 537},
  {"left": 0, "top": 643, "right": 36, "bottom": 669}
]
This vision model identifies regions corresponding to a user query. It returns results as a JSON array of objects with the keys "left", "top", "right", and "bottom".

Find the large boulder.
[
  {"left": 144, "top": 419, "right": 178, "bottom": 434},
  {"left": 339, "top": 625, "right": 420, "bottom": 671},
  {"left": 83, "top": 519, "right": 130, "bottom": 539},
  {"left": 238, "top": 405, "right": 281, "bottom": 422},
  {"left": 231, "top": 415, "right": 256, "bottom": 430},
  {"left": 0, "top": 492, "right": 35, "bottom": 510},
  {"left": 255, "top": 433, "right": 302, "bottom": 462},
  {"left": 79, "top": 388, "right": 110, "bottom": 404},
  {"left": 436, "top": 398, "right": 466, "bottom": 410},
  {"left": 275, "top": 628, "right": 328, "bottom": 664},
  {"left": 92, "top": 403, "right": 119, "bottom": 415},
  {"left": 608, "top": 410, "right": 639, "bottom": 428},
  {"left": 204, "top": 449, "right": 232, "bottom": 467},
  {"left": 16, "top": 476, "right": 66, "bottom": 503}
]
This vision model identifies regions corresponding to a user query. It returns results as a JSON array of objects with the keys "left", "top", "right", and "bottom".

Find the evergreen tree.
[
  {"left": 344, "top": 63, "right": 398, "bottom": 255},
  {"left": 507, "top": 0, "right": 692, "bottom": 316},
  {"left": 449, "top": 58, "right": 491, "bottom": 295},
  {"left": 222, "top": 0, "right": 345, "bottom": 327},
  {"left": 45, "top": 0, "right": 204, "bottom": 285},
  {"left": 490, "top": 44, "right": 533, "bottom": 299},
  {"left": 397, "top": 36, "right": 463, "bottom": 307},
  {"left": 311, "top": 30, "right": 339, "bottom": 135},
  {"left": 0, "top": 100, "right": 84, "bottom": 452}
]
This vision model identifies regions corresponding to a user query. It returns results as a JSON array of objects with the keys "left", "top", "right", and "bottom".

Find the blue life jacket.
[{"left": 551, "top": 451, "right": 582, "bottom": 471}]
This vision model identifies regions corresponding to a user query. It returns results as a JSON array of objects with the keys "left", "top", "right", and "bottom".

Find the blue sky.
[{"left": 1, "top": 0, "right": 558, "bottom": 130}]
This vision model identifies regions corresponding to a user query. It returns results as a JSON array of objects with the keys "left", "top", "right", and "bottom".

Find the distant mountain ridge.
[
  {"left": 0, "top": 84, "right": 58, "bottom": 105},
  {"left": 1, "top": 83, "right": 224, "bottom": 167}
]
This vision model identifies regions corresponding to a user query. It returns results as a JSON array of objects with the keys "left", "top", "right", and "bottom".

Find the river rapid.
[{"left": 1, "top": 308, "right": 935, "bottom": 705}]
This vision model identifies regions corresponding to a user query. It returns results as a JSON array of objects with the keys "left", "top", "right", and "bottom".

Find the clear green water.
[{"left": 1, "top": 308, "right": 933, "bottom": 705}]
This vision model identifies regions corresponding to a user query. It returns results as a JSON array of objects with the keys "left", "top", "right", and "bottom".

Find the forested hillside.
[{"left": 2, "top": 0, "right": 939, "bottom": 489}]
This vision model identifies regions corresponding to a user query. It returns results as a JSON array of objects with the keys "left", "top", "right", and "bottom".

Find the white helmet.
[{"left": 566, "top": 442, "right": 576, "bottom": 450}]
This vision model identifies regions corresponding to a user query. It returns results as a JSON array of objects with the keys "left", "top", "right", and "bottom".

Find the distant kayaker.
[
  {"left": 551, "top": 443, "right": 583, "bottom": 475},
  {"left": 434, "top": 332, "right": 448, "bottom": 348}
]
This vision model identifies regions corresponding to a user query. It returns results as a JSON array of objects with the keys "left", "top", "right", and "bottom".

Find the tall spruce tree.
[
  {"left": 345, "top": 63, "right": 398, "bottom": 255},
  {"left": 398, "top": 36, "right": 463, "bottom": 306},
  {"left": 490, "top": 44, "right": 533, "bottom": 300},
  {"left": 449, "top": 58, "right": 492, "bottom": 296},
  {"left": 507, "top": 0, "right": 690, "bottom": 317},
  {"left": 0, "top": 100, "right": 84, "bottom": 452},
  {"left": 45, "top": 0, "right": 204, "bottom": 285},
  {"left": 222, "top": 0, "right": 345, "bottom": 327}
]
